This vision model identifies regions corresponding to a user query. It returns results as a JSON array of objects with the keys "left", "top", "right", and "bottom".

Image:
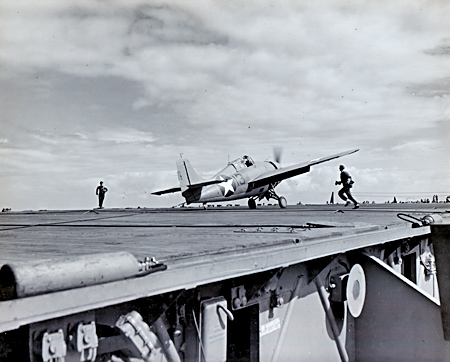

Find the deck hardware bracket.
[
  {"left": 420, "top": 251, "right": 436, "bottom": 276},
  {"left": 42, "top": 329, "right": 67, "bottom": 362},
  {"left": 217, "top": 304, "right": 234, "bottom": 321},
  {"left": 270, "top": 293, "right": 284, "bottom": 308},
  {"left": 329, "top": 274, "right": 349, "bottom": 303},
  {"left": 138, "top": 256, "right": 168, "bottom": 276},
  {"left": 306, "top": 223, "right": 337, "bottom": 228},
  {"left": 76, "top": 322, "right": 98, "bottom": 362},
  {"left": 116, "top": 310, "right": 159, "bottom": 361},
  {"left": 396, "top": 213, "right": 441, "bottom": 228},
  {"left": 231, "top": 285, "right": 248, "bottom": 310},
  {"left": 422, "top": 214, "right": 443, "bottom": 225},
  {"left": 234, "top": 226, "right": 308, "bottom": 234}
]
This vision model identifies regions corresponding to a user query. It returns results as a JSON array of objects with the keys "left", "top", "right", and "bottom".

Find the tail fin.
[{"left": 176, "top": 158, "right": 203, "bottom": 192}]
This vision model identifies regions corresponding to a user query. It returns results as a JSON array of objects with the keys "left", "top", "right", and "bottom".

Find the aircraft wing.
[{"left": 249, "top": 149, "right": 359, "bottom": 189}]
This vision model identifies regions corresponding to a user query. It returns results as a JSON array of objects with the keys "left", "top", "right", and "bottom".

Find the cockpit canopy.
[
  {"left": 242, "top": 155, "right": 254, "bottom": 167},
  {"left": 226, "top": 156, "right": 255, "bottom": 170},
  {"left": 214, "top": 155, "right": 255, "bottom": 177}
]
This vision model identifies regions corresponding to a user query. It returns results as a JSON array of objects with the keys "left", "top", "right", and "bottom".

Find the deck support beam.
[{"left": 431, "top": 223, "right": 450, "bottom": 340}]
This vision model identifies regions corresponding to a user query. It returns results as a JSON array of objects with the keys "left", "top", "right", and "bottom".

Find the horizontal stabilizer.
[
  {"left": 152, "top": 187, "right": 182, "bottom": 195},
  {"left": 153, "top": 157, "right": 213, "bottom": 196}
]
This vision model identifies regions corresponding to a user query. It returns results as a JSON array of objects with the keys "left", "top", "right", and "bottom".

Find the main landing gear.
[
  {"left": 248, "top": 189, "right": 288, "bottom": 209},
  {"left": 278, "top": 196, "right": 288, "bottom": 208},
  {"left": 248, "top": 198, "right": 257, "bottom": 209}
]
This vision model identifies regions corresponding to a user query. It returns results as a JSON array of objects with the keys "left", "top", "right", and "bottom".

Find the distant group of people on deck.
[{"left": 421, "top": 195, "right": 442, "bottom": 203}]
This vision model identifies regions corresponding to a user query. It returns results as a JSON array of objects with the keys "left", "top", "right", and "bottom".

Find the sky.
[{"left": 0, "top": 0, "right": 449, "bottom": 211}]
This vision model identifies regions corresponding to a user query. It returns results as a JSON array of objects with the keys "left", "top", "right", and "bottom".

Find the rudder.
[{"left": 176, "top": 158, "right": 203, "bottom": 192}]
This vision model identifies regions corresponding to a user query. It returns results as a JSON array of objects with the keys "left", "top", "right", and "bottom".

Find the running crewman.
[{"left": 335, "top": 165, "right": 359, "bottom": 209}]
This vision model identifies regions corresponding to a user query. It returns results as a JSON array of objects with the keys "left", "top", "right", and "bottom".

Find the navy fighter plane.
[{"left": 152, "top": 149, "right": 359, "bottom": 209}]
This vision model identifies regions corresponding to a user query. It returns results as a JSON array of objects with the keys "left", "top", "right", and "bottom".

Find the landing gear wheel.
[
  {"left": 278, "top": 196, "right": 287, "bottom": 208},
  {"left": 248, "top": 199, "right": 257, "bottom": 209}
]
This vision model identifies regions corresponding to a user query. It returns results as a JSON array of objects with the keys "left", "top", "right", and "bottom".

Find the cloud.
[
  {"left": 424, "top": 40, "right": 450, "bottom": 56},
  {"left": 392, "top": 140, "right": 439, "bottom": 152},
  {"left": 1, "top": 0, "right": 449, "bottom": 210},
  {"left": 96, "top": 128, "right": 155, "bottom": 144},
  {"left": 132, "top": 97, "right": 150, "bottom": 110}
]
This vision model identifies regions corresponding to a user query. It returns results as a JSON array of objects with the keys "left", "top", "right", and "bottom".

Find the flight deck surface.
[{"left": 0, "top": 203, "right": 447, "bottom": 265}]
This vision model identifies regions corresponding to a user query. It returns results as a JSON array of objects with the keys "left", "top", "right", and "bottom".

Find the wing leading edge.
[{"left": 249, "top": 148, "right": 359, "bottom": 189}]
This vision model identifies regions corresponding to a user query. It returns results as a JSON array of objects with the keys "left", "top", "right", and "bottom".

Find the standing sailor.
[{"left": 96, "top": 181, "right": 108, "bottom": 209}]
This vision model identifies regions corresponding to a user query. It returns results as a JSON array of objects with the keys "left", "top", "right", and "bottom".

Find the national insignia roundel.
[{"left": 218, "top": 178, "right": 237, "bottom": 197}]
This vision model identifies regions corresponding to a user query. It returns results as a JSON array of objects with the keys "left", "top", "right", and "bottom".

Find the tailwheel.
[
  {"left": 248, "top": 198, "right": 257, "bottom": 209},
  {"left": 278, "top": 196, "right": 287, "bottom": 208}
]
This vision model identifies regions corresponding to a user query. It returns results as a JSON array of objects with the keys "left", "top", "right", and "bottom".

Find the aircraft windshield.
[
  {"left": 215, "top": 156, "right": 255, "bottom": 176},
  {"left": 242, "top": 155, "right": 254, "bottom": 167}
]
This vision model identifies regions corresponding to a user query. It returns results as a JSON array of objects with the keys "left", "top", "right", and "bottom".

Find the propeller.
[{"left": 273, "top": 146, "right": 283, "bottom": 163}]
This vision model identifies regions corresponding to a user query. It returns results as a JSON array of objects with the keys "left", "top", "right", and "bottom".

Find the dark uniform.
[
  {"left": 96, "top": 181, "right": 108, "bottom": 209},
  {"left": 336, "top": 165, "right": 359, "bottom": 208}
]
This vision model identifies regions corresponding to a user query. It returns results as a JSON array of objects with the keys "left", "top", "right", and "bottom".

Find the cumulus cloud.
[
  {"left": 0, "top": 0, "right": 449, "bottom": 209},
  {"left": 392, "top": 140, "right": 439, "bottom": 152},
  {"left": 96, "top": 128, "right": 155, "bottom": 144}
]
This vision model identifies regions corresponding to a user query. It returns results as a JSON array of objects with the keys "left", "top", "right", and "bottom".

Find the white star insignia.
[{"left": 219, "top": 178, "right": 235, "bottom": 197}]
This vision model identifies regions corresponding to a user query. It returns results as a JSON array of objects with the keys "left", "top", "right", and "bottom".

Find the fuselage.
[{"left": 185, "top": 158, "right": 279, "bottom": 204}]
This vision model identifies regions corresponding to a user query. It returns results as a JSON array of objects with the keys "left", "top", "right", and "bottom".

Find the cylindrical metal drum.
[{"left": 0, "top": 251, "right": 141, "bottom": 300}]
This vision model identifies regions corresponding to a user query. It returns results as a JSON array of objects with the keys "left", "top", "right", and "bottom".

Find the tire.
[
  {"left": 248, "top": 199, "right": 257, "bottom": 209},
  {"left": 278, "top": 196, "right": 287, "bottom": 208}
]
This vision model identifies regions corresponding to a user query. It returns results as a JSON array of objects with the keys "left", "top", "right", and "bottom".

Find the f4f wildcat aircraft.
[{"left": 152, "top": 149, "right": 359, "bottom": 209}]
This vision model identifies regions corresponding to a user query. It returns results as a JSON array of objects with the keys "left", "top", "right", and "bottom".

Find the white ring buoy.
[{"left": 346, "top": 263, "right": 366, "bottom": 318}]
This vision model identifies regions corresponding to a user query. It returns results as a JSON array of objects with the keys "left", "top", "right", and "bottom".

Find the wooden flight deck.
[{"left": 0, "top": 203, "right": 447, "bottom": 265}]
